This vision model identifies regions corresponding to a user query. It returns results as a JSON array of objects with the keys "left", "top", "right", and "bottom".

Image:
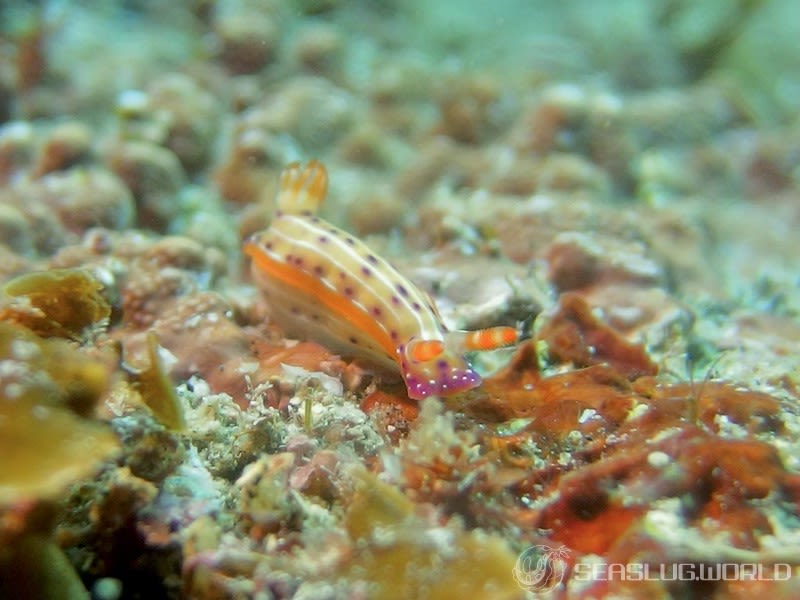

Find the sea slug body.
[{"left": 244, "top": 160, "right": 517, "bottom": 400}]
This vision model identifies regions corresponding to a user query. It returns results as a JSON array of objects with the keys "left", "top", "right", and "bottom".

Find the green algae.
[
  {"left": 0, "top": 321, "right": 119, "bottom": 599},
  {"left": 0, "top": 321, "right": 118, "bottom": 504},
  {"left": 131, "top": 332, "right": 185, "bottom": 431},
  {"left": 343, "top": 471, "right": 521, "bottom": 600},
  {"left": 0, "top": 534, "right": 90, "bottom": 600},
  {"left": 1, "top": 268, "right": 111, "bottom": 341}
]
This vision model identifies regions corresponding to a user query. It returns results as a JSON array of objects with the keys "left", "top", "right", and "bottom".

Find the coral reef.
[{"left": 1, "top": 1, "right": 799, "bottom": 598}]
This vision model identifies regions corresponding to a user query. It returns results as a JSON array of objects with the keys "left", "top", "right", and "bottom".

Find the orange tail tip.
[
  {"left": 454, "top": 326, "right": 519, "bottom": 352},
  {"left": 277, "top": 159, "right": 328, "bottom": 214}
]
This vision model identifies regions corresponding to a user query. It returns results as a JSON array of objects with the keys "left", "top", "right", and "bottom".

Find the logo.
[{"left": 513, "top": 545, "right": 570, "bottom": 592}]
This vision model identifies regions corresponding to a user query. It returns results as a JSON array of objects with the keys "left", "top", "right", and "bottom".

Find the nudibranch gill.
[{"left": 243, "top": 160, "right": 518, "bottom": 400}]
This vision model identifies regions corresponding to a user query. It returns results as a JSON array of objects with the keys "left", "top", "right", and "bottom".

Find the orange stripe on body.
[{"left": 244, "top": 242, "right": 397, "bottom": 358}]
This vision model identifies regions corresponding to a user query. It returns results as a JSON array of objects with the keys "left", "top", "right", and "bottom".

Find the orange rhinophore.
[{"left": 244, "top": 160, "right": 518, "bottom": 400}]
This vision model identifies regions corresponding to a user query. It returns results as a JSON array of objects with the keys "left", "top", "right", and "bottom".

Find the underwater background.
[{"left": 1, "top": 1, "right": 800, "bottom": 598}]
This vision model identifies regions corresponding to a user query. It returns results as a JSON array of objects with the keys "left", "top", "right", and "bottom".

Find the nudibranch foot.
[
  {"left": 403, "top": 366, "right": 482, "bottom": 401},
  {"left": 398, "top": 326, "right": 518, "bottom": 400}
]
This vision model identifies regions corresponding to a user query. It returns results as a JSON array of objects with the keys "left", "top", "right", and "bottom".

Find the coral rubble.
[{"left": 1, "top": 1, "right": 799, "bottom": 598}]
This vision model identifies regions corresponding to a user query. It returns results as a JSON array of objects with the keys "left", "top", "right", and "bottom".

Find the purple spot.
[
  {"left": 293, "top": 256, "right": 304, "bottom": 266},
  {"left": 318, "top": 235, "right": 329, "bottom": 244},
  {"left": 339, "top": 271, "right": 347, "bottom": 279},
  {"left": 345, "top": 237, "right": 356, "bottom": 246},
  {"left": 411, "top": 302, "right": 422, "bottom": 311},
  {"left": 366, "top": 254, "right": 378, "bottom": 265},
  {"left": 396, "top": 284, "right": 409, "bottom": 297},
  {"left": 372, "top": 307, "right": 382, "bottom": 317},
  {"left": 437, "top": 359, "right": 449, "bottom": 370},
  {"left": 344, "top": 287, "right": 355, "bottom": 297},
  {"left": 390, "top": 330, "right": 399, "bottom": 340},
  {"left": 361, "top": 266, "right": 372, "bottom": 277},
  {"left": 391, "top": 295, "right": 401, "bottom": 306},
  {"left": 314, "top": 265, "right": 325, "bottom": 276}
]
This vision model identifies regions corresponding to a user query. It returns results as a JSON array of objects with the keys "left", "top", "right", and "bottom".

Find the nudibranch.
[{"left": 243, "top": 160, "right": 518, "bottom": 400}]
